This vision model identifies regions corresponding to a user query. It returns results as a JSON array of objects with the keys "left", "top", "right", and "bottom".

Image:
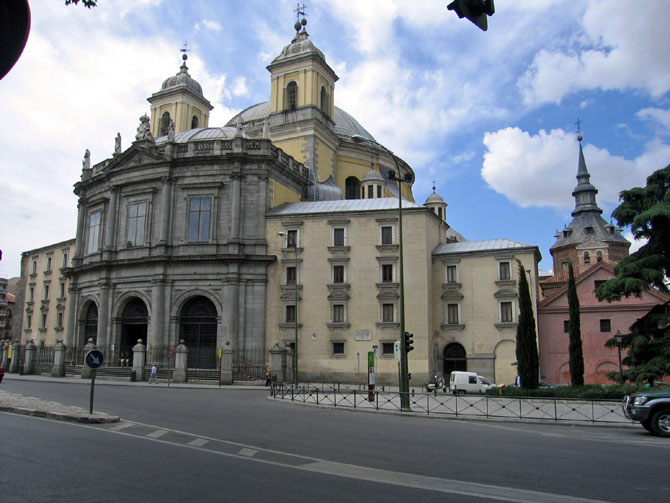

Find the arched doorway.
[
  {"left": 83, "top": 302, "right": 98, "bottom": 346},
  {"left": 443, "top": 343, "right": 466, "bottom": 378},
  {"left": 180, "top": 296, "right": 217, "bottom": 369},
  {"left": 120, "top": 298, "right": 148, "bottom": 364}
]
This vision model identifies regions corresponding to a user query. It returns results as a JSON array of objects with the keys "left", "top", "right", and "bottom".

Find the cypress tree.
[
  {"left": 567, "top": 262, "right": 585, "bottom": 386},
  {"left": 515, "top": 260, "right": 539, "bottom": 388}
]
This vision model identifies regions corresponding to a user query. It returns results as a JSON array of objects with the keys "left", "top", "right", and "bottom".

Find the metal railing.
[{"left": 270, "top": 385, "right": 633, "bottom": 424}]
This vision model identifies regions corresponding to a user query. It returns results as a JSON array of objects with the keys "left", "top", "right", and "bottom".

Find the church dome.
[
  {"left": 425, "top": 192, "right": 445, "bottom": 204},
  {"left": 160, "top": 55, "right": 204, "bottom": 97},
  {"left": 362, "top": 169, "right": 384, "bottom": 182}
]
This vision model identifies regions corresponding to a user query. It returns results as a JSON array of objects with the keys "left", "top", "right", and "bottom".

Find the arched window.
[
  {"left": 345, "top": 177, "right": 360, "bottom": 200},
  {"left": 596, "top": 251, "right": 603, "bottom": 262},
  {"left": 320, "top": 86, "right": 329, "bottom": 116},
  {"left": 180, "top": 296, "right": 217, "bottom": 369},
  {"left": 160, "top": 111, "right": 171, "bottom": 136},
  {"left": 191, "top": 115, "right": 199, "bottom": 129},
  {"left": 443, "top": 343, "right": 466, "bottom": 377},
  {"left": 584, "top": 252, "right": 590, "bottom": 264},
  {"left": 84, "top": 302, "right": 98, "bottom": 347},
  {"left": 286, "top": 81, "right": 298, "bottom": 111}
]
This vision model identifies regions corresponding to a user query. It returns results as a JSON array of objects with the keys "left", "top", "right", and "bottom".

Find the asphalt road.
[{"left": 2, "top": 379, "right": 669, "bottom": 502}]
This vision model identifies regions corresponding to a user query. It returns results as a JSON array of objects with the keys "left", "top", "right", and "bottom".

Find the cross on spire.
[
  {"left": 575, "top": 118, "right": 583, "bottom": 142},
  {"left": 180, "top": 41, "right": 190, "bottom": 54},
  {"left": 295, "top": 3, "right": 307, "bottom": 20}
]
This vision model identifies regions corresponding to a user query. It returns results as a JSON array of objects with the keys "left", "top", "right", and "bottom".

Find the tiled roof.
[
  {"left": 434, "top": 239, "right": 536, "bottom": 255},
  {"left": 267, "top": 198, "right": 422, "bottom": 216}
]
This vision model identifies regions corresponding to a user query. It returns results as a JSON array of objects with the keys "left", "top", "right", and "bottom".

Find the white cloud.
[
  {"left": 195, "top": 19, "right": 222, "bottom": 32},
  {"left": 481, "top": 127, "right": 661, "bottom": 210},
  {"left": 637, "top": 108, "right": 670, "bottom": 133},
  {"left": 623, "top": 231, "right": 647, "bottom": 254},
  {"left": 231, "top": 77, "right": 249, "bottom": 97},
  {"left": 519, "top": 0, "right": 670, "bottom": 106}
]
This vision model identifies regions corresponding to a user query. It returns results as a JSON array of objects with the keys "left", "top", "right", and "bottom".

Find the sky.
[{"left": 1, "top": 0, "right": 669, "bottom": 279}]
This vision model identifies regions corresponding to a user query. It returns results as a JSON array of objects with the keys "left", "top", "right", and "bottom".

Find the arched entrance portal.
[
  {"left": 443, "top": 343, "right": 466, "bottom": 378},
  {"left": 120, "top": 298, "right": 148, "bottom": 364},
  {"left": 180, "top": 296, "right": 217, "bottom": 369},
  {"left": 83, "top": 302, "right": 98, "bottom": 346}
]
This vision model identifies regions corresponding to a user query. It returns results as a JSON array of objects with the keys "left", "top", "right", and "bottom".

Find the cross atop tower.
[{"left": 295, "top": 3, "right": 307, "bottom": 21}]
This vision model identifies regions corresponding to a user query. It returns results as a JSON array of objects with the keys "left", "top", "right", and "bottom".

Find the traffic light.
[
  {"left": 447, "top": 0, "right": 495, "bottom": 31},
  {"left": 404, "top": 332, "right": 414, "bottom": 353}
]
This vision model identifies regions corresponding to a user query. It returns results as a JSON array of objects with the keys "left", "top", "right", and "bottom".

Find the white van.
[{"left": 449, "top": 371, "right": 496, "bottom": 394}]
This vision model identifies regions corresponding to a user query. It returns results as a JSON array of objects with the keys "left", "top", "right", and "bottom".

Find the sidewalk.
[{"left": 0, "top": 373, "right": 268, "bottom": 424}]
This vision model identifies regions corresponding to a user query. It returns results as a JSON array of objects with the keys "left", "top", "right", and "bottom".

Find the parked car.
[
  {"left": 449, "top": 371, "right": 496, "bottom": 394},
  {"left": 623, "top": 390, "right": 670, "bottom": 437}
]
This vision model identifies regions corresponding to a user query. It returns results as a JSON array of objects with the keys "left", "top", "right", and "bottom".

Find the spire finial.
[
  {"left": 179, "top": 41, "right": 190, "bottom": 70},
  {"left": 575, "top": 118, "right": 583, "bottom": 142},
  {"left": 294, "top": 3, "right": 308, "bottom": 32},
  {"left": 432, "top": 180, "right": 436, "bottom": 192}
]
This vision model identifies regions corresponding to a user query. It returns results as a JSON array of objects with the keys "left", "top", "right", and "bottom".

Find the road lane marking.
[
  {"left": 238, "top": 448, "right": 257, "bottom": 457},
  {"left": 109, "top": 422, "right": 134, "bottom": 431},
  {"left": 188, "top": 438, "right": 209, "bottom": 447},
  {"left": 146, "top": 429, "right": 168, "bottom": 438}
]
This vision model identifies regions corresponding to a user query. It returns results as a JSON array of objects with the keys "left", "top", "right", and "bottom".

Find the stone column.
[
  {"left": 173, "top": 339, "right": 188, "bottom": 383},
  {"left": 97, "top": 282, "right": 111, "bottom": 350},
  {"left": 220, "top": 348, "right": 233, "bottom": 385},
  {"left": 9, "top": 340, "right": 21, "bottom": 373},
  {"left": 159, "top": 177, "right": 173, "bottom": 245},
  {"left": 23, "top": 340, "right": 36, "bottom": 375},
  {"left": 269, "top": 343, "right": 285, "bottom": 383},
  {"left": 64, "top": 284, "right": 78, "bottom": 350},
  {"left": 103, "top": 187, "right": 118, "bottom": 253},
  {"left": 81, "top": 338, "right": 97, "bottom": 379},
  {"left": 72, "top": 199, "right": 87, "bottom": 263},
  {"left": 51, "top": 339, "right": 67, "bottom": 377},
  {"left": 149, "top": 277, "right": 166, "bottom": 361},
  {"left": 132, "top": 339, "right": 147, "bottom": 381}
]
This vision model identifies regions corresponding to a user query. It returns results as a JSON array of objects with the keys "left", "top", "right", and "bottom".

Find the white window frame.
[
  {"left": 87, "top": 210, "right": 102, "bottom": 254},
  {"left": 332, "top": 226, "right": 347, "bottom": 247},
  {"left": 332, "top": 264, "right": 346, "bottom": 284},
  {"left": 284, "top": 228, "right": 300, "bottom": 248},
  {"left": 331, "top": 303, "right": 346, "bottom": 324},
  {"left": 188, "top": 196, "right": 212, "bottom": 243},
  {"left": 446, "top": 264, "right": 458, "bottom": 284},
  {"left": 285, "top": 304, "right": 297, "bottom": 324},
  {"left": 285, "top": 265, "right": 298, "bottom": 285},
  {"left": 380, "top": 224, "right": 395, "bottom": 245},
  {"left": 330, "top": 340, "right": 346, "bottom": 357},
  {"left": 380, "top": 263, "right": 395, "bottom": 283},
  {"left": 127, "top": 201, "right": 148, "bottom": 247},
  {"left": 446, "top": 302, "right": 461, "bottom": 325},
  {"left": 381, "top": 302, "right": 396, "bottom": 323},
  {"left": 499, "top": 300, "right": 515, "bottom": 323}
]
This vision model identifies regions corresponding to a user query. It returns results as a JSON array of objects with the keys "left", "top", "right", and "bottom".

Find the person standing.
[
  {"left": 150, "top": 365, "right": 158, "bottom": 384},
  {"left": 265, "top": 366, "right": 272, "bottom": 386}
]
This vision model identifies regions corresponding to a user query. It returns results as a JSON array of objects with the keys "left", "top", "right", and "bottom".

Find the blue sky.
[{"left": 1, "top": 0, "right": 669, "bottom": 278}]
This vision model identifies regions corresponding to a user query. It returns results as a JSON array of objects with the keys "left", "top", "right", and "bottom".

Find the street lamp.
[
  {"left": 278, "top": 231, "right": 299, "bottom": 386},
  {"left": 351, "top": 134, "right": 413, "bottom": 411},
  {"left": 614, "top": 330, "right": 624, "bottom": 384}
]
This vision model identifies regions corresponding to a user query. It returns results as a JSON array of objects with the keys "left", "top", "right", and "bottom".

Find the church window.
[
  {"left": 381, "top": 225, "right": 393, "bottom": 245},
  {"left": 46, "top": 257, "right": 52, "bottom": 272},
  {"left": 285, "top": 229, "right": 298, "bottom": 248},
  {"left": 285, "top": 304, "right": 296, "bottom": 323},
  {"left": 367, "top": 185, "right": 374, "bottom": 198},
  {"left": 447, "top": 303, "right": 460, "bottom": 325},
  {"left": 286, "top": 266, "right": 297, "bottom": 285},
  {"left": 286, "top": 81, "right": 298, "bottom": 111},
  {"left": 584, "top": 252, "right": 590, "bottom": 264},
  {"left": 446, "top": 265, "right": 458, "bottom": 283},
  {"left": 188, "top": 197, "right": 211, "bottom": 243},
  {"left": 44, "top": 284, "right": 49, "bottom": 300},
  {"left": 160, "top": 111, "right": 171, "bottom": 136},
  {"left": 499, "top": 261, "right": 511, "bottom": 280},
  {"left": 377, "top": 185, "right": 382, "bottom": 198},
  {"left": 191, "top": 115, "right": 199, "bottom": 129},
  {"left": 585, "top": 226, "right": 594, "bottom": 235},
  {"left": 382, "top": 303, "right": 395, "bottom": 322},
  {"left": 127, "top": 202, "right": 147, "bottom": 246},
  {"left": 87, "top": 211, "right": 102, "bottom": 254},
  {"left": 345, "top": 177, "right": 360, "bottom": 200},
  {"left": 32, "top": 260, "right": 37, "bottom": 274},
  {"left": 600, "top": 319, "right": 611, "bottom": 332},
  {"left": 438, "top": 207, "right": 443, "bottom": 220},
  {"left": 332, "top": 265, "right": 345, "bottom": 284},
  {"left": 320, "top": 86, "right": 329, "bottom": 116},
  {"left": 26, "top": 315, "right": 32, "bottom": 328},
  {"left": 333, "top": 227, "right": 345, "bottom": 246},
  {"left": 331, "top": 304, "right": 345, "bottom": 323},
  {"left": 41, "top": 314, "right": 47, "bottom": 329},
  {"left": 381, "top": 263, "right": 394, "bottom": 283}
]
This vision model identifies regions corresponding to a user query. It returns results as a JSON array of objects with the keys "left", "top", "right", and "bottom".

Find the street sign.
[
  {"left": 394, "top": 340, "right": 401, "bottom": 361},
  {"left": 166, "top": 350, "right": 175, "bottom": 359},
  {"left": 85, "top": 350, "right": 104, "bottom": 369}
]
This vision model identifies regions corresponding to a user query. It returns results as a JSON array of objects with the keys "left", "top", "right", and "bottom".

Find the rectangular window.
[
  {"left": 381, "top": 342, "right": 395, "bottom": 356},
  {"left": 46, "top": 257, "right": 52, "bottom": 272},
  {"left": 594, "top": 280, "right": 606, "bottom": 290},
  {"left": 286, "top": 266, "right": 297, "bottom": 285},
  {"left": 331, "top": 341, "right": 345, "bottom": 356},
  {"left": 332, "top": 304, "right": 345, "bottom": 323},
  {"left": 57, "top": 312, "right": 63, "bottom": 328},
  {"left": 381, "top": 264, "right": 394, "bottom": 283},
  {"left": 127, "top": 202, "right": 147, "bottom": 246},
  {"left": 59, "top": 282, "right": 65, "bottom": 298},
  {"left": 446, "top": 265, "right": 457, "bottom": 283},
  {"left": 332, "top": 265, "right": 345, "bottom": 284},
  {"left": 382, "top": 303, "right": 395, "bottom": 322},
  {"left": 62, "top": 253, "right": 68, "bottom": 268},
  {"left": 563, "top": 320, "right": 569, "bottom": 333},
  {"left": 367, "top": 185, "right": 374, "bottom": 198},
  {"left": 377, "top": 185, "right": 382, "bottom": 198},
  {"left": 333, "top": 228, "right": 345, "bottom": 246},
  {"left": 499, "top": 261, "right": 511, "bottom": 280},
  {"left": 600, "top": 319, "right": 611, "bottom": 332},
  {"left": 285, "top": 304, "right": 296, "bottom": 323},
  {"left": 44, "top": 285, "right": 49, "bottom": 299},
  {"left": 447, "top": 304, "right": 459, "bottom": 324},
  {"left": 87, "top": 211, "right": 102, "bottom": 254},
  {"left": 287, "top": 229, "right": 298, "bottom": 248},
  {"left": 188, "top": 197, "right": 211, "bottom": 242},
  {"left": 32, "top": 260, "right": 37, "bottom": 274},
  {"left": 29, "top": 287, "right": 34, "bottom": 302},
  {"left": 500, "top": 301, "right": 513, "bottom": 323},
  {"left": 381, "top": 225, "right": 393, "bottom": 245},
  {"left": 41, "top": 314, "right": 47, "bottom": 328},
  {"left": 27, "top": 315, "right": 32, "bottom": 328}
]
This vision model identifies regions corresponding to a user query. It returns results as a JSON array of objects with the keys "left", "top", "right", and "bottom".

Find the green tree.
[
  {"left": 515, "top": 260, "right": 539, "bottom": 389},
  {"left": 64, "top": 0, "right": 98, "bottom": 7},
  {"left": 596, "top": 165, "right": 670, "bottom": 301},
  {"left": 567, "top": 262, "right": 584, "bottom": 386}
]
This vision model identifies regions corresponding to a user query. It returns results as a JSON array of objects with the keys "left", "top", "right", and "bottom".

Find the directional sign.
[{"left": 85, "top": 350, "right": 104, "bottom": 369}]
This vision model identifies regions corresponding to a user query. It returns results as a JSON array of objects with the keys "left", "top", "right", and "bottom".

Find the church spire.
[{"left": 571, "top": 132, "right": 602, "bottom": 217}]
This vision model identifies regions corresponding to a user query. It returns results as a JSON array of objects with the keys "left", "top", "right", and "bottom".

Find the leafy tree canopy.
[
  {"left": 597, "top": 165, "right": 670, "bottom": 301},
  {"left": 64, "top": 0, "right": 98, "bottom": 8}
]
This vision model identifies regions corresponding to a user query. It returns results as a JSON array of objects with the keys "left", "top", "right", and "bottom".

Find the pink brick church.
[{"left": 538, "top": 137, "right": 669, "bottom": 385}]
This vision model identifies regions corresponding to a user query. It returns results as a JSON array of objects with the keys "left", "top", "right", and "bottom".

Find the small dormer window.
[
  {"left": 160, "top": 111, "right": 171, "bottom": 136},
  {"left": 191, "top": 115, "right": 199, "bottom": 129},
  {"left": 585, "top": 226, "right": 594, "bottom": 235},
  {"left": 286, "top": 82, "right": 297, "bottom": 111}
]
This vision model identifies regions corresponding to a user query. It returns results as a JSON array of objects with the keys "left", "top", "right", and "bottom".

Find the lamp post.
[
  {"left": 278, "top": 231, "right": 299, "bottom": 386},
  {"left": 351, "top": 134, "right": 412, "bottom": 411},
  {"left": 614, "top": 330, "right": 624, "bottom": 384}
]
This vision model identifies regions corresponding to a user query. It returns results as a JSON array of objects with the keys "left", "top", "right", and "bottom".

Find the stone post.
[
  {"left": 132, "top": 339, "right": 147, "bottom": 382},
  {"left": 283, "top": 345, "right": 294, "bottom": 384},
  {"left": 52, "top": 339, "right": 67, "bottom": 377},
  {"left": 269, "top": 342, "right": 285, "bottom": 383},
  {"left": 220, "top": 348, "right": 233, "bottom": 385},
  {"left": 9, "top": 340, "right": 21, "bottom": 373},
  {"left": 81, "top": 338, "right": 97, "bottom": 379},
  {"left": 23, "top": 340, "right": 36, "bottom": 375},
  {"left": 173, "top": 339, "right": 188, "bottom": 383}
]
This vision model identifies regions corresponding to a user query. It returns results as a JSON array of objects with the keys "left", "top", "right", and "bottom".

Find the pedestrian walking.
[
  {"left": 265, "top": 366, "right": 272, "bottom": 386},
  {"left": 150, "top": 365, "right": 158, "bottom": 383}
]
